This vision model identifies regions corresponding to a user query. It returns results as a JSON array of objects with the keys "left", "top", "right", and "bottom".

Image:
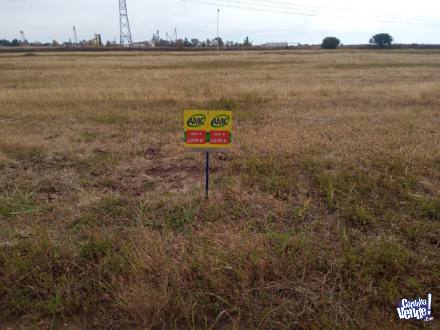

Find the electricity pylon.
[{"left": 119, "top": 0, "right": 133, "bottom": 46}]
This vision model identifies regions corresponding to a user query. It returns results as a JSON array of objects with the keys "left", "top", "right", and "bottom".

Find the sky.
[{"left": 0, "top": 0, "right": 439, "bottom": 45}]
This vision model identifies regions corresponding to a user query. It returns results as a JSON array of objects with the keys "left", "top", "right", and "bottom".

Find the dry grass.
[{"left": 0, "top": 50, "right": 439, "bottom": 328}]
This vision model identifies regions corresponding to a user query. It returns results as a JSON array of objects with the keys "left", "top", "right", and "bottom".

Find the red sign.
[
  {"left": 186, "top": 130, "right": 206, "bottom": 144},
  {"left": 210, "top": 131, "right": 230, "bottom": 144}
]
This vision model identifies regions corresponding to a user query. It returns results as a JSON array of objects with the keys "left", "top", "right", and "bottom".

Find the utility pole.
[
  {"left": 73, "top": 26, "right": 78, "bottom": 44},
  {"left": 216, "top": 9, "right": 220, "bottom": 53},
  {"left": 119, "top": 0, "right": 133, "bottom": 46}
]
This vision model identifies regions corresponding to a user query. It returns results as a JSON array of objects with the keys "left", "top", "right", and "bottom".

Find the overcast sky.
[{"left": 0, "top": 0, "right": 439, "bottom": 44}]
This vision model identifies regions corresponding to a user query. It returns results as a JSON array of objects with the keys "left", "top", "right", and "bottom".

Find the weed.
[
  {"left": 325, "top": 179, "right": 336, "bottom": 212},
  {"left": 94, "top": 195, "right": 128, "bottom": 218},
  {"left": 97, "top": 177, "right": 115, "bottom": 189},
  {"left": 134, "top": 198, "right": 151, "bottom": 226},
  {"left": 348, "top": 203, "right": 372, "bottom": 227},
  {"left": 291, "top": 198, "right": 312, "bottom": 220},
  {"left": 166, "top": 203, "right": 199, "bottom": 230},
  {"left": 79, "top": 237, "right": 112, "bottom": 260},
  {"left": 70, "top": 214, "right": 96, "bottom": 232}
]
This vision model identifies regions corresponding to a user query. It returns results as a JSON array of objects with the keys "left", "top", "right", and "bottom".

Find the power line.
[
  {"left": 183, "top": 0, "right": 316, "bottom": 17},
  {"left": 182, "top": 0, "right": 440, "bottom": 26},
  {"left": 245, "top": 0, "right": 438, "bottom": 25}
]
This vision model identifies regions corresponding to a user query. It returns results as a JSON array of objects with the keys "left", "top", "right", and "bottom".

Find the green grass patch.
[
  {"left": 0, "top": 144, "right": 45, "bottom": 161},
  {"left": 310, "top": 156, "right": 420, "bottom": 225},
  {"left": 205, "top": 97, "right": 237, "bottom": 110},
  {"left": 0, "top": 189, "right": 38, "bottom": 219},
  {"left": 97, "top": 196, "right": 126, "bottom": 215},
  {"left": 238, "top": 156, "right": 298, "bottom": 199},
  {"left": 76, "top": 151, "right": 120, "bottom": 175},
  {"left": 143, "top": 179, "right": 156, "bottom": 190},
  {"left": 0, "top": 234, "right": 129, "bottom": 318},
  {"left": 165, "top": 201, "right": 200, "bottom": 231},
  {"left": 92, "top": 114, "right": 127, "bottom": 125},
  {"left": 413, "top": 196, "right": 440, "bottom": 219},
  {"left": 73, "top": 131, "right": 98, "bottom": 143},
  {"left": 342, "top": 236, "right": 413, "bottom": 305},
  {"left": 202, "top": 93, "right": 270, "bottom": 125},
  {"left": 135, "top": 196, "right": 208, "bottom": 231}
]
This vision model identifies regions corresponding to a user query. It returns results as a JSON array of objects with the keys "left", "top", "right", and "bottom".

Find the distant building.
[
  {"left": 132, "top": 42, "right": 151, "bottom": 48},
  {"left": 262, "top": 42, "right": 288, "bottom": 48},
  {"left": 88, "top": 34, "right": 102, "bottom": 47}
]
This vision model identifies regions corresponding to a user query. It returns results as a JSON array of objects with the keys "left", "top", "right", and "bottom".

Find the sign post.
[
  {"left": 205, "top": 152, "right": 209, "bottom": 198},
  {"left": 184, "top": 110, "right": 232, "bottom": 197}
]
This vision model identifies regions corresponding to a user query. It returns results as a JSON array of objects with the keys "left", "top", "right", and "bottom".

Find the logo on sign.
[
  {"left": 211, "top": 115, "right": 230, "bottom": 128},
  {"left": 397, "top": 293, "right": 433, "bottom": 322},
  {"left": 187, "top": 114, "right": 206, "bottom": 128}
]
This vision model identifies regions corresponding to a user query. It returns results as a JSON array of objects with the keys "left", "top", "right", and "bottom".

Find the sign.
[{"left": 184, "top": 110, "right": 232, "bottom": 152}]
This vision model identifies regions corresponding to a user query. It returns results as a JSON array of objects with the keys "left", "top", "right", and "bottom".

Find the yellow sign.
[{"left": 184, "top": 110, "right": 232, "bottom": 152}]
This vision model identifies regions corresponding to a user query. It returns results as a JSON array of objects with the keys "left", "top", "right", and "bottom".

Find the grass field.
[{"left": 0, "top": 49, "right": 439, "bottom": 328}]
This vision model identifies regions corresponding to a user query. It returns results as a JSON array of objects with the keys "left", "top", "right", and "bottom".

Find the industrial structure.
[
  {"left": 119, "top": 0, "right": 133, "bottom": 46},
  {"left": 19, "top": 31, "right": 28, "bottom": 44},
  {"left": 93, "top": 33, "right": 103, "bottom": 47},
  {"left": 73, "top": 26, "right": 78, "bottom": 44}
]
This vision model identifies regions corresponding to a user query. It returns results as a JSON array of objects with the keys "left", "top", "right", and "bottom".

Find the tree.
[
  {"left": 11, "top": 39, "right": 20, "bottom": 47},
  {"left": 183, "top": 38, "right": 191, "bottom": 47},
  {"left": 369, "top": 33, "right": 393, "bottom": 48},
  {"left": 215, "top": 37, "right": 224, "bottom": 47},
  {"left": 0, "top": 39, "right": 12, "bottom": 46},
  {"left": 321, "top": 37, "right": 340, "bottom": 49}
]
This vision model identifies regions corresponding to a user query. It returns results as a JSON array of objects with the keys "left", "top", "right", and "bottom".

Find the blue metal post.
[{"left": 205, "top": 152, "right": 209, "bottom": 198}]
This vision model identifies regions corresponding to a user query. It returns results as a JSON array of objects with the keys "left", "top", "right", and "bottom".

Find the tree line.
[
  {"left": 321, "top": 33, "right": 394, "bottom": 49},
  {"left": 0, "top": 39, "right": 21, "bottom": 47},
  {"left": 147, "top": 35, "right": 252, "bottom": 48},
  {"left": 0, "top": 36, "right": 253, "bottom": 48},
  {"left": 0, "top": 33, "right": 396, "bottom": 49}
]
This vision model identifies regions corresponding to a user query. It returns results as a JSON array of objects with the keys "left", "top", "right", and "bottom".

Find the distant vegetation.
[
  {"left": 0, "top": 39, "right": 20, "bottom": 47},
  {"left": 0, "top": 36, "right": 254, "bottom": 49},
  {"left": 3, "top": 33, "right": 440, "bottom": 51},
  {"left": 150, "top": 35, "right": 252, "bottom": 48},
  {"left": 370, "top": 33, "right": 394, "bottom": 48},
  {"left": 321, "top": 37, "right": 341, "bottom": 49}
]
